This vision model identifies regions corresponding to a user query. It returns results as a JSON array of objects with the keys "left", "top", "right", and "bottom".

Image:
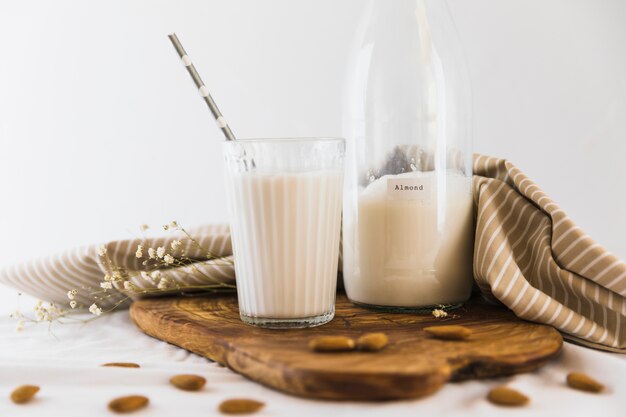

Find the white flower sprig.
[
  {"left": 88, "top": 303, "right": 103, "bottom": 316},
  {"left": 87, "top": 221, "right": 235, "bottom": 319},
  {"left": 10, "top": 221, "right": 236, "bottom": 329},
  {"left": 432, "top": 309, "right": 448, "bottom": 318},
  {"left": 9, "top": 296, "right": 69, "bottom": 332}
]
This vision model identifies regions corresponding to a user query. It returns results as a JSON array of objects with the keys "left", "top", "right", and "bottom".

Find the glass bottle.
[{"left": 342, "top": 0, "right": 473, "bottom": 310}]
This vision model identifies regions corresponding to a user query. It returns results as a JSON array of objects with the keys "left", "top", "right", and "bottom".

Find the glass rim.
[{"left": 222, "top": 137, "right": 345, "bottom": 144}]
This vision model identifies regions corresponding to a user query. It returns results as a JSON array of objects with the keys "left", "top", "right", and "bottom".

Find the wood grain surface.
[{"left": 130, "top": 293, "right": 563, "bottom": 401}]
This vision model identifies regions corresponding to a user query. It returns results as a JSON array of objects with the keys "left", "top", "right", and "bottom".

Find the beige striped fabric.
[
  {"left": 473, "top": 155, "right": 625, "bottom": 352},
  {"left": 0, "top": 155, "right": 624, "bottom": 352},
  {"left": 0, "top": 224, "right": 236, "bottom": 310}
]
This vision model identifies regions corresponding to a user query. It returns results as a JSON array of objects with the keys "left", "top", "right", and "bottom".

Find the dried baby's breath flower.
[
  {"left": 432, "top": 308, "right": 448, "bottom": 318},
  {"left": 31, "top": 301, "right": 65, "bottom": 323},
  {"left": 162, "top": 224, "right": 170, "bottom": 231},
  {"left": 140, "top": 224, "right": 149, "bottom": 231},
  {"left": 15, "top": 320, "right": 24, "bottom": 332},
  {"left": 157, "top": 277, "right": 169, "bottom": 290},
  {"left": 19, "top": 221, "right": 237, "bottom": 329},
  {"left": 34, "top": 304, "right": 44, "bottom": 321},
  {"left": 89, "top": 303, "right": 103, "bottom": 316},
  {"left": 123, "top": 281, "right": 137, "bottom": 291}
]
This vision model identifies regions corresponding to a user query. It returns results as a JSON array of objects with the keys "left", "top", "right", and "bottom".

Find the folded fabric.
[
  {"left": 1, "top": 155, "right": 624, "bottom": 352},
  {"left": 0, "top": 224, "right": 236, "bottom": 311},
  {"left": 473, "top": 155, "right": 624, "bottom": 352}
]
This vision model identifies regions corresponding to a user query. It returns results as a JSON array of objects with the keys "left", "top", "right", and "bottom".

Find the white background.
[
  {"left": 0, "top": 0, "right": 625, "bottom": 274},
  {"left": 0, "top": 2, "right": 624, "bottom": 416}
]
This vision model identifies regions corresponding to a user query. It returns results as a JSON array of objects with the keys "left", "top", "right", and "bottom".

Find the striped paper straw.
[{"left": 168, "top": 33, "right": 236, "bottom": 141}]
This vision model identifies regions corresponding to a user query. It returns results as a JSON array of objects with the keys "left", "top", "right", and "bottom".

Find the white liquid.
[
  {"left": 343, "top": 171, "right": 474, "bottom": 307},
  {"left": 226, "top": 170, "right": 343, "bottom": 318}
]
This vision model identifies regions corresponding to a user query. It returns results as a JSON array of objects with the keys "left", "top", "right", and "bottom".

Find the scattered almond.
[
  {"left": 566, "top": 372, "right": 604, "bottom": 393},
  {"left": 423, "top": 325, "right": 472, "bottom": 340},
  {"left": 487, "top": 386, "right": 529, "bottom": 406},
  {"left": 10, "top": 385, "right": 40, "bottom": 404},
  {"left": 101, "top": 362, "right": 140, "bottom": 368},
  {"left": 308, "top": 336, "right": 356, "bottom": 352},
  {"left": 357, "top": 332, "right": 389, "bottom": 351},
  {"left": 169, "top": 374, "right": 206, "bottom": 391},
  {"left": 219, "top": 398, "right": 265, "bottom": 414},
  {"left": 108, "top": 395, "right": 149, "bottom": 413}
]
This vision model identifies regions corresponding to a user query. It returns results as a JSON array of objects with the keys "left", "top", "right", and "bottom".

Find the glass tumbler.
[{"left": 222, "top": 138, "right": 345, "bottom": 328}]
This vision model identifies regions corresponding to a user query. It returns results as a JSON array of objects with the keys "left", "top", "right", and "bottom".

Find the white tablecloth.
[{"left": 0, "top": 286, "right": 624, "bottom": 417}]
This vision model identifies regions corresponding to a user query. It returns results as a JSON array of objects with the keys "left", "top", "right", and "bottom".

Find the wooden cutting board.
[{"left": 130, "top": 293, "right": 562, "bottom": 401}]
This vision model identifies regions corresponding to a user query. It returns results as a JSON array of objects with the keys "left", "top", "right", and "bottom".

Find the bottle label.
[{"left": 387, "top": 177, "right": 431, "bottom": 200}]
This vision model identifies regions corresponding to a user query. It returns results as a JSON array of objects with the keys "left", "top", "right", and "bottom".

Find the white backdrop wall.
[{"left": 0, "top": 0, "right": 625, "bottom": 282}]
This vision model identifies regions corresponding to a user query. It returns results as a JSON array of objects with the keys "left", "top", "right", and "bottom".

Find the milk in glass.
[{"left": 225, "top": 169, "right": 343, "bottom": 321}]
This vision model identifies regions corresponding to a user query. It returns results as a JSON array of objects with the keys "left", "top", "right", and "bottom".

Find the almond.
[
  {"left": 357, "top": 332, "right": 389, "bottom": 351},
  {"left": 10, "top": 385, "right": 40, "bottom": 404},
  {"left": 487, "top": 386, "right": 529, "bottom": 406},
  {"left": 170, "top": 374, "right": 206, "bottom": 391},
  {"left": 423, "top": 325, "right": 472, "bottom": 340},
  {"left": 566, "top": 372, "right": 604, "bottom": 393},
  {"left": 219, "top": 398, "right": 265, "bottom": 414},
  {"left": 101, "top": 362, "right": 140, "bottom": 368},
  {"left": 308, "top": 336, "right": 355, "bottom": 352},
  {"left": 108, "top": 395, "right": 149, "bottom": 413}
]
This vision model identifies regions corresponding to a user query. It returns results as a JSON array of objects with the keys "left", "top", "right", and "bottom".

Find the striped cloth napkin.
[
  {"left": 473, "top": 155, "right": 624, "bottom": 352},
  {"left": 1, "top": 155, "right": 624, "bottom": 352}
]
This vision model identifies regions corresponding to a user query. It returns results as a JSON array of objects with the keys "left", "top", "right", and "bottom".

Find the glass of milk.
[{"left": 222, "top": 138, "right": 345, "bottom": 328}]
